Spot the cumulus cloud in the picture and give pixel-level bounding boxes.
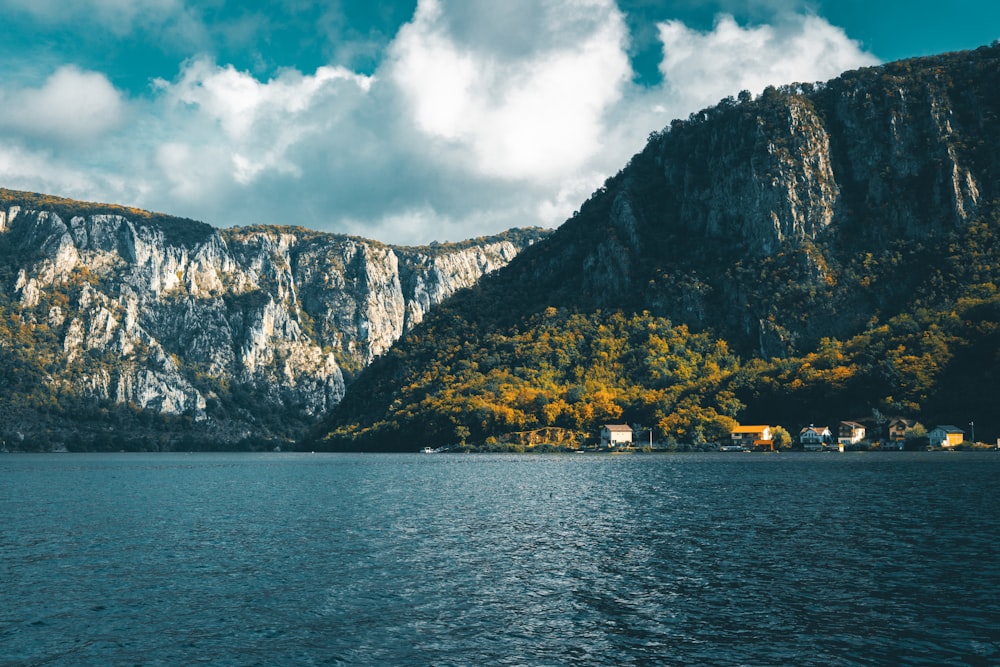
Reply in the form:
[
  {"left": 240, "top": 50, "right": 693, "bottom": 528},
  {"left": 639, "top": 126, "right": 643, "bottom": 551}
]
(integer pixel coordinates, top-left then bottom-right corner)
[
  {"left": 656, "top": 14, "right": 876, "bottom": 111},
  {"left": 0, "top": 66, "right": 126, "bottom": 145},
  {"left": 0, "top": 142, "right": 131, "bottom": 203},
  {"left": 144, "top": 59, "right": 376, "bottom": 211},
  {"left": 158, "top": 58, "right": 373, "bottom": 141},
  {"left": 387, "top": 0, "right": 631, "bottom": 181},
  {"left": 0, "top": 1, "right": 880, "bottom": 245}
]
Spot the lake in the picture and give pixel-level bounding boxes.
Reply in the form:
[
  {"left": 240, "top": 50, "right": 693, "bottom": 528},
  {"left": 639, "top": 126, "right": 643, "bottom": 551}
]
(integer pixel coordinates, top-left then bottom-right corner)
[{"left": 2, "top": 451, "right": 999, "bottom": 666}]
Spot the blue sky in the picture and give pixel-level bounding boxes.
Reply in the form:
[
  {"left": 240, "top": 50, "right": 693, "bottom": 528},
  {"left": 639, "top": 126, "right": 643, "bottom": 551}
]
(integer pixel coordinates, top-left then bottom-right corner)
[{"left": 0, "top": 0, "right": 996, "bottom": 244}]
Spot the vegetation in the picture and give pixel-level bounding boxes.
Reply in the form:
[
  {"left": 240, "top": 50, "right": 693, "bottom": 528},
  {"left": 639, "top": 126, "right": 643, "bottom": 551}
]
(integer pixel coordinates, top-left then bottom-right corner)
[
  {"left": 309, "top": 263, "right": 1000, "bottom": 452},
  {"left": 313, "top": 309, "right": 743, "bottom": 451},
  {"left": 220, "top": 224, "right": 551, "bottom": 256}
]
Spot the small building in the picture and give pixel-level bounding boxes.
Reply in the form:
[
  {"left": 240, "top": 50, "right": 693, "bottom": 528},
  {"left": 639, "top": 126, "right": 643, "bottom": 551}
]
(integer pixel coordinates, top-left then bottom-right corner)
[
  {"left": 600, "top": 424, "right": 633, "bottom": 448},
  {"left": 731, "top": 425, "right": 772, "bottom": 450},
  {"left": 838, "top": 421, "right": 866, "bottom": 446},
  {"left": 887, "top": 418, "right": 922, "bottom": 449},
  {"left": 752, "top": 439, "right": 775, "bottom": 452},
  {"left": 799, "top": 425, "right": 833, "bottom": 451},
  {"left": 927, "top": 425, "right": 964, "bottom": 448}
]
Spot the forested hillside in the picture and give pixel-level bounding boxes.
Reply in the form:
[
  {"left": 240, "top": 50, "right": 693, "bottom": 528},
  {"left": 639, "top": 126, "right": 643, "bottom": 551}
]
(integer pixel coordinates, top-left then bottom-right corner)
[{"left": 309, "top": 44, "right": 1000, "bottom": 451}]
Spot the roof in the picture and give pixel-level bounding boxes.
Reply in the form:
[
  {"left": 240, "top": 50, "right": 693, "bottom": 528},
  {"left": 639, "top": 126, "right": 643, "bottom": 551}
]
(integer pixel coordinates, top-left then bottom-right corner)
[
  {"left": 602, "top": 424, "right": 633, "bottom": 432},
  {"left": 931, "top": 425, "right": 965, "bottom": 433},
  {"left": 889, "top": 418, "right": 920, "bottom": 427},
  {"left": 799, "top": 425, "right": 830, "bottom": 434},
  {"left": 840, "top": 421, "right": 865, "bottom": 428},
  {"left": 732, "top": 425, "right": 769, "bottom": 434}
]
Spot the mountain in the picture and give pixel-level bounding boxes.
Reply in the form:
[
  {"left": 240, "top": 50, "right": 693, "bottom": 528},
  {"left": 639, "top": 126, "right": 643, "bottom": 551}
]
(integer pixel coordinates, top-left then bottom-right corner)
[
  {"left": 0, "top": 189, "right": 548, "bottom": 450},
  {"left": 311, "top": 44, "right": 1000, "bottom": 451}
]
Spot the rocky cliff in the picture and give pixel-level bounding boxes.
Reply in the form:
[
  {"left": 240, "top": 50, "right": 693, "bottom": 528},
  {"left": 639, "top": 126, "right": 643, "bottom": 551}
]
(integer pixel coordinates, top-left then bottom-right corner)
[
  {"left": 0, "top": 192, "right": 547, "bottom": 449},
  {"left": 472, "top": 44, "right": 1000, "bottom": 357}
]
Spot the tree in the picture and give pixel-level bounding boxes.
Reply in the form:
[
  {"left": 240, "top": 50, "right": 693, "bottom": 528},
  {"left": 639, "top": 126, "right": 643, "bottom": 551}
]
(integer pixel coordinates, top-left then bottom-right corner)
[
  {"left": 771, "top": 426, "right": 792, "bottom": 450},
  {"left": 704, "top": 414, "right": 738, "bottom": 444},
  {"left": 904, "top": 424, "right": 928, "bottom": 449}
]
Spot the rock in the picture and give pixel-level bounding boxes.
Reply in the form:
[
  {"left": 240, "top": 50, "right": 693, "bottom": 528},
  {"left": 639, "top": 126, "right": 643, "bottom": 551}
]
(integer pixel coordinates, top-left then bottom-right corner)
[{"left": 0, "top": 200, "right": 546, "bottom": 441}]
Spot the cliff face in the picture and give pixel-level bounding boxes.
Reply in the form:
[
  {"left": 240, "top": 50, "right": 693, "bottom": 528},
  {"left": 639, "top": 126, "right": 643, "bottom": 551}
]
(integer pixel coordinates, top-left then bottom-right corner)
[
  {"left": 0, "top": 196, "right": 546, "bottom": 446},
  {"left": 497, "top": 45, "right": 1000, "bottom": 357},
  {"left": 267, "top": 230, "right": 527, "bottom": 367},
  {"left": 652, "top": 52, "right": 991, "bottom": 354}
]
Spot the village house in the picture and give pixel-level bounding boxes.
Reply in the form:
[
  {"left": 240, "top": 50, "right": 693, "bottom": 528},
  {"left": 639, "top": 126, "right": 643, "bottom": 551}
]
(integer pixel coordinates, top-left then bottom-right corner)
[
  {"left": 730, "top": 425, "right": 773, "bottom": 451},
  {"left": 799, "top": 425, "right": 833, "bottom": 451},
  {"left": 600, "top": 424, "right": 633, "bottom": 448},
  {"left": 887, "top": 418, "right": 922, "bottom": 449},
  {"left": 927, "top": 425, "right": 965, "bottom": 448},
  {"left": 838, "top": 421, "right": 866, "bottom": 446}
]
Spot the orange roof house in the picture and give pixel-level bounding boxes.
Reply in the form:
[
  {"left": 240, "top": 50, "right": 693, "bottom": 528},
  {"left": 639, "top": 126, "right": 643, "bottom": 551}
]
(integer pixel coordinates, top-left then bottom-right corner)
[{"left": 731, "top": 425, "right": 772, "bottom": 450}]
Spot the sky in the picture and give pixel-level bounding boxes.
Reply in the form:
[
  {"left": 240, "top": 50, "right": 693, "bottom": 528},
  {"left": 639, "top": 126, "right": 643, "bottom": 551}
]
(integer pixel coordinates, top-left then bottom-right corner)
[{"left": 0, "top": 1, "right": 997, "bottom": 245}]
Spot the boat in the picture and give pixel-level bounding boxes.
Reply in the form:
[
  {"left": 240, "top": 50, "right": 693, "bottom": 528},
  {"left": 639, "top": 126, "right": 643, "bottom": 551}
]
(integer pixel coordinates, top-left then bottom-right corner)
[{"left": 421, "top": 447, "right": 435, "bottom": 454}]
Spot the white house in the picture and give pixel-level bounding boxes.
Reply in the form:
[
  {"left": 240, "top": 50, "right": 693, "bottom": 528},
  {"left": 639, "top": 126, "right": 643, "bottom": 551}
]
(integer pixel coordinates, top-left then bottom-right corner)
[
  {"left": 799, "top": 425, "right": 833, "bottom": 451},
  {"left": 600, "top": 424, "right": 633, "bottom": 448},
  {"left": 838, "top": 421, "right": 866, "bottom": 446}
]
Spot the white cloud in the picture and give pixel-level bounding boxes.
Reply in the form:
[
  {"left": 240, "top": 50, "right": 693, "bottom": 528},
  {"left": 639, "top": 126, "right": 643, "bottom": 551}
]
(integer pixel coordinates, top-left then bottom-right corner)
[
  {"left": 0, "top": 143, "right": 128, "bottom": 201},
  {"left": 0, "top": 66, "right": 126, "bottom": 145},
  {"left": 386, "top": 0, "right": 631, "bottom": 181},
  {"left": 0, "top": 2, "right": 880, "bottom": 246},
  {"left": 147, "top": 58, "right": 375, "bottom": 201},
  {"left": 656, "top": 14, "right": 876, "bottom": 112},
  {"left": 536, "top": 170, "right": 610, "bottom": 225},
  {"left": 159, "top": 58, "right": 373, "bottom": 140}
]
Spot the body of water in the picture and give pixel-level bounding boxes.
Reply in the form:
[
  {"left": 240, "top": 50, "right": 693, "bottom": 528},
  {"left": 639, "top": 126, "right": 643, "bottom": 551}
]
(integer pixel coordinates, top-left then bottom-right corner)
[{"left": 2, "top": 451, "right": 999, "bottom": 666}]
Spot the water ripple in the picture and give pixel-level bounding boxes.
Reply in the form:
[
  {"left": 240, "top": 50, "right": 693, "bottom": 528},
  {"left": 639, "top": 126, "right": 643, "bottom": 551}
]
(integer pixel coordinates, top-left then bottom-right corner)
[{"left": 2, "top": 452, "right": 1000, "bottom": 665}]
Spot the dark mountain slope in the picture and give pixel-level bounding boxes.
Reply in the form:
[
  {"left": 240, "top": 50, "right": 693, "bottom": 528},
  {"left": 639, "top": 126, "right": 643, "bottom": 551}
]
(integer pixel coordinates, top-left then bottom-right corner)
[{"left": 310, "top": 44, "right": 1000, "bottom": 450}]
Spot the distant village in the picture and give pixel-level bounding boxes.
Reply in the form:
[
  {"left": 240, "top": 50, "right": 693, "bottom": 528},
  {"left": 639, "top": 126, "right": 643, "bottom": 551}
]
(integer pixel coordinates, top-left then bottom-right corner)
[{"left": 599, "top": 418, "right": 993, "bottom": 452}]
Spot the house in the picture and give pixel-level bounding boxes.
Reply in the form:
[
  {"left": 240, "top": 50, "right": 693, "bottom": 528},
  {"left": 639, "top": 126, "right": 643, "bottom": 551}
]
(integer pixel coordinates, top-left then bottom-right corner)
[
  {"left": 600, "top": 424, "right": 633, "bottom": 448},
  {"left": 838, "top": 421, "right": 866, "bottom": 446},
  {"left": 887, "top": 419, "right": 922, "bottom": 449},
  {"left": 799, "top": 425, "right": 833, "bottom": 451},
  {"left": 927, "top": 425, "right": 964, "bottom": 448},
  {"left": 730, "top": 425, "right": 772, "bottom": 450}
]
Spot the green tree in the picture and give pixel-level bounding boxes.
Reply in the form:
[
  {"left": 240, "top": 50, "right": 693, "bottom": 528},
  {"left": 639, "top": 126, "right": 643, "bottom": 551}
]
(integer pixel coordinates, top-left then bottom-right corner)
[{"left": 771, "top": 426, "right": 792, "bottom": 450}]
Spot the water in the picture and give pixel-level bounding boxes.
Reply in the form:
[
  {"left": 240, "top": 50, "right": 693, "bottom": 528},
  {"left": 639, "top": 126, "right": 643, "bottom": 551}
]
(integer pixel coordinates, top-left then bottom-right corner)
[{"left": 2, "top": 452, "right": 999, "bottom": 666}]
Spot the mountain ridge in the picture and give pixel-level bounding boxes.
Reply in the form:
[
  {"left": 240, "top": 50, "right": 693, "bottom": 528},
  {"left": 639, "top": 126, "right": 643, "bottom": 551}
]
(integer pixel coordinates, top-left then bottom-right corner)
[
  {"left": 0, "top": 189, "right": 549, "bottom": 450},
  {"left": 311, "top": 43, "right": 1000, "bottom": 450}
]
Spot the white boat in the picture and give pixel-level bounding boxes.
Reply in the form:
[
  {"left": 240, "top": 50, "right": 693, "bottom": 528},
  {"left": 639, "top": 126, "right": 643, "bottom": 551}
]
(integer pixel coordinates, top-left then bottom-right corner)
[{"left": 421, "top": 447, "right": 435, "bottom": 454}]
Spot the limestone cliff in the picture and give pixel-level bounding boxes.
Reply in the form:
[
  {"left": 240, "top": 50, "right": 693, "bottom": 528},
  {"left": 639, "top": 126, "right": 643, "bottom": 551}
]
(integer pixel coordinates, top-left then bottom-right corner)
[{"left": 0, "top": 194, "right": 546, "bottom": 448}]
